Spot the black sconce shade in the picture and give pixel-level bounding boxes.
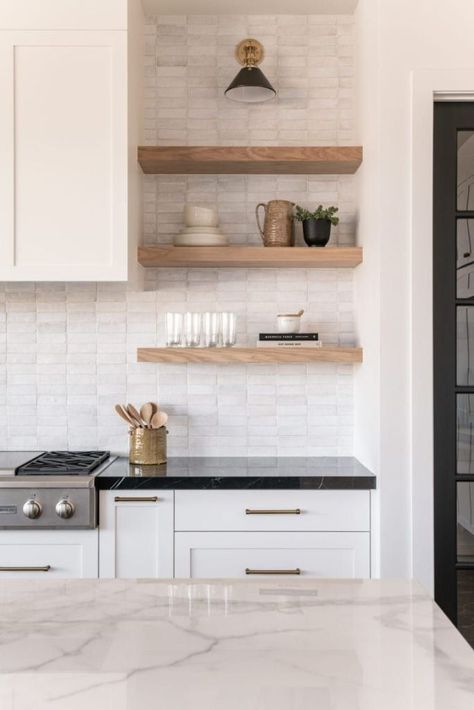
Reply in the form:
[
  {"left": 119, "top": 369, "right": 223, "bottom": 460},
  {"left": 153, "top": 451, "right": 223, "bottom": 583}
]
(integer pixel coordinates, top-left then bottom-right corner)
[{"left": 225, "top": 66, "right": 276, "bottom": 103}]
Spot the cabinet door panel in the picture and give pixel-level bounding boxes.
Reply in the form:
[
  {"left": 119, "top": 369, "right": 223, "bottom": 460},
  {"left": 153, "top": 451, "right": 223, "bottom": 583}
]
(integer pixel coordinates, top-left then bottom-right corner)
[
  {"left": 0, "top": 530, "right": 98, "bottom": 578},
  {"left": 0, "top": 31, "right": 127, "bottom": 281},
  {"left": 175, "top": 532, "right": 370, "bottom": 579},
  {"left": 0, "top": 1, "right": 127, "bottom": 31},
  {"left": 99, "top": 491, "right": 174, "bottom": 579}
]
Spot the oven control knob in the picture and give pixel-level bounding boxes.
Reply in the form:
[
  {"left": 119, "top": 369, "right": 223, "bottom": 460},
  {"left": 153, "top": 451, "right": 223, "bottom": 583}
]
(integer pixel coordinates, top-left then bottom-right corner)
[
  {"left": 23, "top": 499, "right": 42, "bottom": 519},
  {"left": 55, "top": 498, "right": 75, "bottom": 519}
]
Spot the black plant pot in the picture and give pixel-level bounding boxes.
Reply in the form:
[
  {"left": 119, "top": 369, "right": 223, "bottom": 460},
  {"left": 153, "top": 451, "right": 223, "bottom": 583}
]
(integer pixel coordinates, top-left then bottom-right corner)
[{"left": 302, "top": 218, "right": 331, "bottom": 247}]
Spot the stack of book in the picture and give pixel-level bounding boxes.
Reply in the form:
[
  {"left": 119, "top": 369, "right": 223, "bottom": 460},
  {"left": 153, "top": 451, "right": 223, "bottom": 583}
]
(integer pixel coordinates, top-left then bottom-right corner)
[{"left": 257, "top": 332, "right": 322, "bottom": 348}]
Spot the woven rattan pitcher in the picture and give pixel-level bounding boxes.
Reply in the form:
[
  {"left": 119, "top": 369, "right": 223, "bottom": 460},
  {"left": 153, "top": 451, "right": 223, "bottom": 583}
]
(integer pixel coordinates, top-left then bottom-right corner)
[{"left": 256, "top": 200, "right": 295, "bottom": 247}]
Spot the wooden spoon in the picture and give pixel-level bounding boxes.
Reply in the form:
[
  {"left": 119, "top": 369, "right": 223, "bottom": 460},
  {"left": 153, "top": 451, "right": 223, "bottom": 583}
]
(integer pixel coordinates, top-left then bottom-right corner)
[
  {"left": 115, "top": 404, "right": 136, "bottom": 428},
  {"left": 151, "top": 411, "right": 168, "bottom": 429},
  {"left": 140, "top": 402, "right": 155, "bottom": 429},
  {"left": 276, "top": 309, "right": 304, "bottom": 317},
  {"left": 127, "top": 403, "right": 145, "bottom": 428}
]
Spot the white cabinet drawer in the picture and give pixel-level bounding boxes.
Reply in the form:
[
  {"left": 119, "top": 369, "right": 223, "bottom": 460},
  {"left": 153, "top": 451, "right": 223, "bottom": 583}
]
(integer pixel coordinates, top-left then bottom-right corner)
[
  {"left": 175, "top": 490, "right": 370, "bottom": 532},
  {"left": 0, "top": 530, "right": 98, "bottom": 578},
  {"left": 175, "top": 532, "right": 370, "bottom": 579}
]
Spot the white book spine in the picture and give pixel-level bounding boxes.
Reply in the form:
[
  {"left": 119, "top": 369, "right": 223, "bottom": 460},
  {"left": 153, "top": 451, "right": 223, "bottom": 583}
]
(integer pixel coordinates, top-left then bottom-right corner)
[{"left": 256, "top": 341, "right": 323, "bottom": 348}]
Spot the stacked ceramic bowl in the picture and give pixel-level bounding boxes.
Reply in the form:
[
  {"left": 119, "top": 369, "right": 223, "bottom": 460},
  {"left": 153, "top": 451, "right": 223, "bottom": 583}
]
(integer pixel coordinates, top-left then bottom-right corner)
[{"left": 173, "top": 205, "right": 228, "bottom": 247}]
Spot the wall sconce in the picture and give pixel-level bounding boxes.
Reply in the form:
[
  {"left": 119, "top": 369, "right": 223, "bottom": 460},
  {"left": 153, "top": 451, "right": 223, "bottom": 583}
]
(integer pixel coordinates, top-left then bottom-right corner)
[{"left": 224, "top": 38, "right": 276, "bottom": 104}]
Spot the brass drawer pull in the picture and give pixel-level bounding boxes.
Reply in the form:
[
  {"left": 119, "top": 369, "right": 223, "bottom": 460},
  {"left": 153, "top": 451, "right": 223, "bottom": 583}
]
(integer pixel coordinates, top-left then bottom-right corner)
[
  {"left": 245, "top": 568, "right": 301, "bottom": 576},
  {"left": 0, "top": 565, "right": 51, "bottom": 572},
  {"left": 114, "top": 496, "right": 159, "bottom": 503},
  {"left": 245, "top": 508, "right": 301, "bottom": 515}
]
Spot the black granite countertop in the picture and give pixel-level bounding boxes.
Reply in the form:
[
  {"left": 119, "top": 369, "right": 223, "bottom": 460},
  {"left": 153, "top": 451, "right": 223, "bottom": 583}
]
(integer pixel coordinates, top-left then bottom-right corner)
[{"left": 96, "top": 456, "right": 376, "bottom": 490}]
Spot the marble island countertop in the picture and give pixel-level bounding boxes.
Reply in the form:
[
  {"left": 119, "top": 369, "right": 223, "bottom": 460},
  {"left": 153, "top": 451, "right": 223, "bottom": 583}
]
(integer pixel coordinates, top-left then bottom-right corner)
[
  {"left": 96, "top": 456, "right": 376, "bottom": 490},
  {"left": 0, "top": 578, "right": 472, "bottom": 709}
]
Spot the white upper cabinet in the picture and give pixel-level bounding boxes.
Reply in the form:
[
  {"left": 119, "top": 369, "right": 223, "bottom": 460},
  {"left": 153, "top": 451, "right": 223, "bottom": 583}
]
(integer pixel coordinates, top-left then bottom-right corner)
[
  {"left": 0, "top": 0, "right": 128, "bottom": 31},
  {"left": 0, "top": 1, "right": 143, "bottom": 282},
  {"left": 0, "top": 31, "right": 127, "bottom": 280}
]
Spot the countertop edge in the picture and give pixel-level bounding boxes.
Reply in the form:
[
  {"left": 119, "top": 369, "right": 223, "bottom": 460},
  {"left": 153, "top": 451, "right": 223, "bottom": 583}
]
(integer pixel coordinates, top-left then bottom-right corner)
[{"left": 95, "top": 475, "right": 376, "bottom": 491}]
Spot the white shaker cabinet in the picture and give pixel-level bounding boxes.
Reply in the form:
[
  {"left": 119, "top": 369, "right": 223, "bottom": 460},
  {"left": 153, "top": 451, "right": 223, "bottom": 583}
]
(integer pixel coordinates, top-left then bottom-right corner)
[
  {"left": 174, "top": 531, "right": 370, "bottom": 579},
  {"left": 0, "top": 0, "right": 128, "bottom": 30},
  {"left": 0, "top": 530, "right": 98, "bottom": 578},
  {"left": 99, "top": 491, "right": 174, "bottom": 579},
  {"left": 0, "top": 1, "right": 143, "bottom": 282},
  {"left": 98, "top": 488, "right": 371, "bottom": 580},
  {"left": 174, "top": 489, "right": 371, "bottom": 532},
  {"left": 174, "top": 490, "right": 371, "bottom": 579}
]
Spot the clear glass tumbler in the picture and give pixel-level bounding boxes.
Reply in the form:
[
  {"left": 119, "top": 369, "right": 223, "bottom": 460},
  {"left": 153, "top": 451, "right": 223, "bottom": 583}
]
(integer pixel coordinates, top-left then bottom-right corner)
[
  {"left": 203, "top": 312, "right": 220, "bottom": 347},
  {"left": 220, "top": 312, "right": 236, "bottom": 347},
  {"left": 184, "top": 312, "right": 202, "bottom": 347},
  {"left": 166, "top": 312, "right": 183, "bottom": 347}
]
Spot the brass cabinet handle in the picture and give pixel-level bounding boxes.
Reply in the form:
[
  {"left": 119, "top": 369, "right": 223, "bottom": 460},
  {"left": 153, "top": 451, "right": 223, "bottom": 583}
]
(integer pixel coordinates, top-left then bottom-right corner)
[
  {"left": 114, "top": 496, "right": 159, "bottom": 503},
  {"left": 245, "top": 568, "right": 301, "bottom": 576},
  {"left": 0, "top": 565, "right": 51, "bottom": 572},
  {"left": 245, "top": 508, "right": 301, "bottom": 515}
]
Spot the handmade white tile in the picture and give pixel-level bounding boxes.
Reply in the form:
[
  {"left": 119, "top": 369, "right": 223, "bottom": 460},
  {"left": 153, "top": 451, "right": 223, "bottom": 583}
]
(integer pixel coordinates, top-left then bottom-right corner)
[{"left": 0, "top": 14, "right": 356, "bottom": 456}]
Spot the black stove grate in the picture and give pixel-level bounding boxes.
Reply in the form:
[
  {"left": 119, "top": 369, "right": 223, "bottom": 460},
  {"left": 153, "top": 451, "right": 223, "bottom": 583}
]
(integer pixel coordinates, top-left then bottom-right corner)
[{"left": 15, "top": 451, "right": 110, "bottom": 476}]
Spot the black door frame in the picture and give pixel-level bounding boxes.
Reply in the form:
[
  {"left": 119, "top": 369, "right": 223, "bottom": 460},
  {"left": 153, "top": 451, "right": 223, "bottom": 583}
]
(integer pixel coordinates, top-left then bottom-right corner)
[{"left": 433, "top": 101, "right": 474, "bottom": 623}]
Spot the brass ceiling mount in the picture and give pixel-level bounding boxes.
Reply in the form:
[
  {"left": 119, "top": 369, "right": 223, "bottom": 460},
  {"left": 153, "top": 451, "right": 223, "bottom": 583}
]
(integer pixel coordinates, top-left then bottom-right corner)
[{"left": 235, "top": 38, "right": 264, "bottom": 68}]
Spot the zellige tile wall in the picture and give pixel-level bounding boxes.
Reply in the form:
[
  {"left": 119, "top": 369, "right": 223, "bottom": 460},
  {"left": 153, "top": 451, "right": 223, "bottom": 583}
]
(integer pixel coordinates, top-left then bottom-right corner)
[{"left": 0, "top": 14, "right": 356, "bottom": 457}]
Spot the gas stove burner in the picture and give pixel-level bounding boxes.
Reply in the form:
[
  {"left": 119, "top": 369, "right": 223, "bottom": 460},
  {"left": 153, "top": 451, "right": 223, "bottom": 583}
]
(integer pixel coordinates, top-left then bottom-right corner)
[{"left": 15, "top": 451, "right": 110, "bottom": 476}]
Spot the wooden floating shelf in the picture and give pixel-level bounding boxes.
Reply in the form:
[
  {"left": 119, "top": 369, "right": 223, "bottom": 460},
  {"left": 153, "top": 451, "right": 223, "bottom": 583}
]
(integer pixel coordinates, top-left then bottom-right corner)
[
  {"left": 138, "top": 245, "right": 363, "bottom": 269},
  {"left": 138, "top": 146, "right": 363, "bottom": 175},
  {"left": 137, "top": 346, "right": 363, "bottom": 365}
]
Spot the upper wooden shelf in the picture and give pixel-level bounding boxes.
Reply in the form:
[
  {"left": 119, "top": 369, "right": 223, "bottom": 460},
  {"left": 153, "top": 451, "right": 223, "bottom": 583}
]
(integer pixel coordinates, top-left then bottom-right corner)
[
  {"left": 137, "top": 346, "right": 363, "bottom": 365},
  {"left": 138, "top": 146, "right": 363, "bottom": 175},
  {"left": 138, "top": 245, "right": 362, "bottom": 269}
]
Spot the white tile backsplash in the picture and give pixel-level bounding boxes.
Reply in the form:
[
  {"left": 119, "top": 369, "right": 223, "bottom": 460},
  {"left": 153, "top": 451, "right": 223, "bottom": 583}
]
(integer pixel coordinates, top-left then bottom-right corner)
[{"left": 0, "top": 14, "right": 356, "bottom": 457}]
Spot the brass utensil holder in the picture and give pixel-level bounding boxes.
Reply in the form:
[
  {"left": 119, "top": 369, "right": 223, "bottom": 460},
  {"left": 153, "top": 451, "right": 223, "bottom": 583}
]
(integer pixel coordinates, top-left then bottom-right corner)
[{"left": 129, "top": 427, "right": 167, "bottom": 465}]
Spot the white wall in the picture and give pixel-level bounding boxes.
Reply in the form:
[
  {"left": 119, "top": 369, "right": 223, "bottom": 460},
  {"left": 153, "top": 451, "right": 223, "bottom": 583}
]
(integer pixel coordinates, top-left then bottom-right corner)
[
  {"left": 353, "top": 0, "right": 381, "bottom": 576},
  {"left": 355, "top": 0, "right": 474, "bottom": 588}
]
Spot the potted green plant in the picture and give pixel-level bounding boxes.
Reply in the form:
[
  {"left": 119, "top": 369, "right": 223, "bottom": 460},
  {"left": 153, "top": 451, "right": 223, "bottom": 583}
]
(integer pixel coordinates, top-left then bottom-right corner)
[{"left": 295, "top": 205, "right": 339, "bottom": 247}]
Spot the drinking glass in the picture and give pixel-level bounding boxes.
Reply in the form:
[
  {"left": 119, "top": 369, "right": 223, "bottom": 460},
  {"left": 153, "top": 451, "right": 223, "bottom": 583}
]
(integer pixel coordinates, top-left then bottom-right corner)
[
  {"left": 166, "top": 312, "right": 183, "bottom": 347},
  {"left": 184, "top": 312, "right": 202, "bottom": 347},
  {"left": 220, "top": 312, "right": 236, "bottom": 347},
  {"left": 203, "top": 312, "right": 220, "bottom": 347}
]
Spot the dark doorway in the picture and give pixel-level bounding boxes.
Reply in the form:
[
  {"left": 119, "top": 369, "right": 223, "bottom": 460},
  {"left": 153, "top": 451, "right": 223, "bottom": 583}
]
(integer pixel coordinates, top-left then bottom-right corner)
[{"left": 434, "top": 101, "right": 474, "bottom": 647}]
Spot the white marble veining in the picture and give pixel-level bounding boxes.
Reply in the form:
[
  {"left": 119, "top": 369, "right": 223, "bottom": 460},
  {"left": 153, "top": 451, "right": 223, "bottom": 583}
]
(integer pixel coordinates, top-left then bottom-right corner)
[{"left": 0, "top": 579, "right": 473, "bottom": 709}]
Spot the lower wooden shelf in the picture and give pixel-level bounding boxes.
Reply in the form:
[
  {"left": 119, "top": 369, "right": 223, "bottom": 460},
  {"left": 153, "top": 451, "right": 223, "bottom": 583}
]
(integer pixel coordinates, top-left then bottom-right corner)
[
  {"left": 137, "top": 346, "right": 363, "bottom": 364},
  {"left": 138, "top": 245, "right": 362, "bottom": 269}
]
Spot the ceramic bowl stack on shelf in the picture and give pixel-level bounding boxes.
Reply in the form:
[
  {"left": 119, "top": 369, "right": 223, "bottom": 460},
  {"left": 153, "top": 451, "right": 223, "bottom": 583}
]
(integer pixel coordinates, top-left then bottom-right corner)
[{"left": 173, "top": 205, "right": 228, "bottom": 247}]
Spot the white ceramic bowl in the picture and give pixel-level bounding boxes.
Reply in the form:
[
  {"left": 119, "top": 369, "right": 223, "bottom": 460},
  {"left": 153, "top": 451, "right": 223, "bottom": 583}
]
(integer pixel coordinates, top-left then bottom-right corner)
[
  {"left": 277, "top": 315, "right": 301, "bottom": 334},
  {"left": 174, "top": 232, "right": 228, "bottom": 246},
  {"left": 181, "top": 226, "right": 221, "bottom": 234},
  {"left": 184, "top": 204, "right": 219, "bottom": 228}
]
